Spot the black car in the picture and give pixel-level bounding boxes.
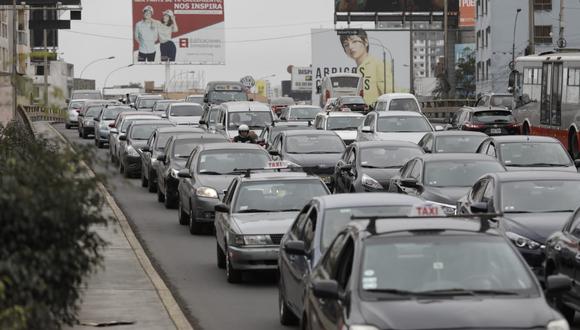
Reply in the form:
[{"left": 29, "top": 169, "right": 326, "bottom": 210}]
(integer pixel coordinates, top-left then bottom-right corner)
[
  {"left": 119, "top": 120, "right": 174, "bottom": 178},
  {"left": 176, "top": 143, "right": 272, "bottom": 234},
  {"left": 268, "top": 130, "right": 346, "bottom": 188},
  {"left": 78, "top": 104, "right": 104, "bottom": 139},
  {"left": 476, "top": 135, "right": 578, "bottom": 172},
  {"left": 458, "top": 171, "right": 580, "bottom": 281},
  {"left": 388, "top": 154, "right": 506, "bottom": 214},
  {"left": 257, "top": 122, "right": 312, "bottom": 148},
  {"left": 333, "top": 141, "right": 424, "bottom": 193},
  {"left": 334, "top": 96, "right": 368, "bottom": 112},
  {"left": 449, "top": 107, "right": 519, "bottom": 135},
  {"left": 418, "top": 131, "right": 488, "bottom": 153},
  {"left": 546, "top": 207, "right": 580, "bottom": 323},
  {"left": 140, "top": 126, "right": 205, "bottom": 192},
  {"left": 278, "top": 193, "right": 424, "bottom": 325},
  {"left": 156, "top": 133, "right": 227, "bottom": 209},
  {"left": 301, "top": 215, "right": 571, "bottom": 330}
]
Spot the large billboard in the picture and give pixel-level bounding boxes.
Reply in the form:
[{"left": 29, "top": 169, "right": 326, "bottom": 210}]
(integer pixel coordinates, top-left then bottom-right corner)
[
  {"left": 459, "top": 0, "right": 476, "bottom": 27},
  {"left": 132, "top": 0, "right": 225, "bottom": 65},
  {"left": 335, "top": 0, "right": 458, "bottom": 13},
  {"left": 291, "top": 67, "right": 313, "bottom": 92},
  {"left": 311, "top": 29, "right": 410, "bottom": 106}
]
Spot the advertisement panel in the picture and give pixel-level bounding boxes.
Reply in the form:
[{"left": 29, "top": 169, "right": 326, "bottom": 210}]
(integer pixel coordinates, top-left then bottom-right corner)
[
  {"left": 455, "top": 43, "right": 476, "bottom": 98},
  {"left": 311, "top": 29, "right": 410, "bottom": 106},
  {"left": 335, "top": 0, "right": 458, "bottom": 13},
  {"left": 291, "top": 67, "right": 313, "bottom": 92},
  {"left": 459, "top": 0, "right": 476, "bottom": 27},
  {"left": 132, "top": 0, "right": 225, "bottom": 65}
]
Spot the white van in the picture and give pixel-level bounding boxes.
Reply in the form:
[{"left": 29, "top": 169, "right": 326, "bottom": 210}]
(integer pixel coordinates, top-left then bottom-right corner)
[
  {"left": 214, "top": 101, "right": 275, "bottom": 139},
  {"left": 319, "top": 73, "right": 363, "bottom": 107},
  {"left": 374, "top": 93, "right": 422, "bottom": 113}
]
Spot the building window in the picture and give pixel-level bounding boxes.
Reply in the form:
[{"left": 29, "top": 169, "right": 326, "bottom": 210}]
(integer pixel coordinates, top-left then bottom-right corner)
[
  {"left": 534, "top": 0, "right": 552, "bottom": 10},
  {"left": 486, "top": 59, "right": 491, "bottom": 80},
  {"left": 476, "top": 0, "right": 480, "bottom": 16},
  {"left": 568, "top": 68, "right": 580, "bottom": 86},
  {"left": 486, "top": 27, "right": 491, "bottom": 48},
  {"left": 534, "top": 25, "right": 553, "bottom": 44}
]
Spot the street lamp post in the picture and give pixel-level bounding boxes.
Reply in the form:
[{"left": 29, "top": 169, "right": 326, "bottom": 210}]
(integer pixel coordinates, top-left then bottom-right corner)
[
  {"left": 80, "top": 56, "right": 115, "bottom": 79},
  {"left": 102, "top": 64, "right": 134, "bottom": 95},
  {"left": 512, "top": 8, "right": 522, "bottom": 68},
  {"left": 370, "top": 39, "right": 395, "bottom": 93}
]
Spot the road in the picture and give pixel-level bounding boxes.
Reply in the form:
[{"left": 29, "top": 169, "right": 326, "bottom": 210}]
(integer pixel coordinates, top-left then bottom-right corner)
[{"left": 55, "top": 123, "right": 288, "bottom": 330}]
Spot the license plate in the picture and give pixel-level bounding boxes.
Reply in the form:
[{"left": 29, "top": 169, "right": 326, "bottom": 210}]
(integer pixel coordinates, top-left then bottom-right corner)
[
  {"left": 320, "top": 176, "right": 332, "bottom": 184},
  {"left": 490, "top": 128, "right": 502, "bottom": 134}
]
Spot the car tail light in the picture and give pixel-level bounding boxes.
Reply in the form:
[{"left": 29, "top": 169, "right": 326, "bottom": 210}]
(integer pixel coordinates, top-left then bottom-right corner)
[
  {"left": 464, "top": 122, "right": 485, "bottom": 129},
  {"left": 325, "top": 90, "right": 330, "bottom": 100},
  {"left": 359, "top": 89, "right": 364, "bottom": 97},
  {"left": 363, "top": 104, "right": 369, "bottom": 111}
]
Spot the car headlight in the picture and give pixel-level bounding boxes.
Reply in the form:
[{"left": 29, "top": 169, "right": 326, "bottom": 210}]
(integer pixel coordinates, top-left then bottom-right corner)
[
  {"left": 506, "top": 232, "right": 543, "bottom": 250},
  {"left": 196, "top": 186, "right": 218, "bottom": 198},
  {"left": 170, "top": 169, "right": 180, "bottom": 179},
  {"left": 361, "top": 174, "right": 383, "bottom": 190},
  {"left": 547, "top": 319, "right": 569, "bottom": 330},
  {"left": 243, "top": 235, "right": 273, "bottom": 246},
  {"left": 127, "top": 145, "right": 139, "bottom": 157},
  {"left": 427, "top": 201, "right": 457, "bottom": 215}
]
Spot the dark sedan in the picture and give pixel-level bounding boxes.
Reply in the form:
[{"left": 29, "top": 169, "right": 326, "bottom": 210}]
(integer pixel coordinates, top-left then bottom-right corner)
[
  {"left": 476, "top": 135, "right": 578, "bottom": 172},
  {"left": 449, "top": 107, "right": 519, "bottom": 135},
  {"left": 388, "top": 154, "right": 506, "bottom": 214},
  {"left": 333, "top": 141, "right": 424, "bottom": 193},
  {"left": 268, "top": 130, "right": 346, "bottom": 188},
  {"left": 78, "top": 104, "right": 104, "bottom": 139},
  {"left": 335, "top": 95, "right": 368, "bottom": 112},
  {"left": 418, "top": 131, "right": 488, "bottom": 153},
  {"left": 458, "top": 171, "right": 580, "bottom": 282},
  {"left": 278, "top": 193, "right": 424, "bottom": 325},
  {"left": 257, "top": 122, "right": 312, "bottom": 148}
]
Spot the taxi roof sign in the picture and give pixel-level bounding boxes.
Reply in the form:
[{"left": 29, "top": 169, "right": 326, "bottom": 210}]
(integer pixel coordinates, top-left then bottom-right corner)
[{"left": 409, "top": 203, "right": 445, "bottom": 217}]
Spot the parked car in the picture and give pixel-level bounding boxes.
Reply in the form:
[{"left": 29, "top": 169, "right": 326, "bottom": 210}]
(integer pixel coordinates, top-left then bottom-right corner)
[
  {"left": 357, "top": 111, "right": 437, "bottom": 144},
  {"left": 374, "top": 93, "right": 422, "bottom": 112},
  {"left": 418, "top": 131, "right": 488, "bottom": 153},
  {"left": 449, "top": 107, "right": 519, "bottom": 135}
]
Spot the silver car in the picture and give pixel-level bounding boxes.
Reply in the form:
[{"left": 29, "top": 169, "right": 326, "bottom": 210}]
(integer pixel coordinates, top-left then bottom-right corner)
[{"left": 110, "top": 114, "right": 160, "bottom": 165}]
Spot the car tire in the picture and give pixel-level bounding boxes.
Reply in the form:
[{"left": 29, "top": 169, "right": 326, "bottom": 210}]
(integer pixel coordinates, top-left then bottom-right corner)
[
  {"left": 157, "top": 184, "right": 165, "bottom": 203},
  {"left": 82, "top": 129, "right": 88, "bottom": 139},
  {"left": 225, "top": 246, "right": 242, "bottom": 283},
  {"left": 97, "top": 141, "right": 104, "bottom": 148},
  {"left": 141, "top": 170, "right": 148, "bottom": 187},
  {"left": 78, "top": 129, "right": 82, "bottom": 137},
  {"left": 119, "top": 162, "right": 125, "bottom": 174},
  {"left": 148, "top": 173, "right": 157, "bottom": 193},
  {"left": 178, "top": 201, "right": 188, "bottom": 225},
  {"left": 123, "top": 165, "right": 131, "bottom": 178},
  {"left": 189, "top": 210, "right": 203, "bottom": 235},
  {"left": 65, "top": 123, "right": 71, "bottom": 129},
  {"left": 164, "top": 185, "right": 176, "bottom": 209},
  {"left": 556, "top": 300, "right": 576, "bottom": 324},
  {"left": 279, "top": 285, "right": 299, "bottom": 325},
  {"left": 216, "top": 241, "right": 226, "bottom": 269}
]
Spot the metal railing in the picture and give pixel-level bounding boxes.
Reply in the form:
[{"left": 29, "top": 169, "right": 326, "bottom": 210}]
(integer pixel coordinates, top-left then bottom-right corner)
[
  {"left": 22, "top": 105, "right": 66, "bottom": 123},
  {"left": 15, "top": 105, "right": 35, "bottom": 137},
  {"left": 420, "top": 99, "right": 476, "bottom": 108}
]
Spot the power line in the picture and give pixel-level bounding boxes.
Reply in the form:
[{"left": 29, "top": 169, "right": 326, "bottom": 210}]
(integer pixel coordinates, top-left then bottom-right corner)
[{"left": 75, "top": 19, "right": 333, "bottom": 30}]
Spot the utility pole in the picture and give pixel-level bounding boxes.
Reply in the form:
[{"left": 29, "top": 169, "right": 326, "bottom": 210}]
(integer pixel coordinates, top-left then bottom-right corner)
[
  {"left": 11, "top": 0, "right": 17, "bottom": 117},
  {"left": 409, "top": 14, "right": 414, "bottom": 94},
  {"left": 42, "top": 7, "right": 48, "bottom": 105},
  {"left": 528, "top": 0, "right": 535, "bottom": 54},
  {"left": 443, "top": 0, "right": 448, "bottom": 98},
  {"left": 558, "top": 0, "right": 565, "bottom": 47}
]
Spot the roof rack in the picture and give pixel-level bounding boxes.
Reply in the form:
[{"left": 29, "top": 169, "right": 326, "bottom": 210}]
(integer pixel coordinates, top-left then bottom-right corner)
[
  {"left": 232, "top": 165, "right": 303, "bottom": 178},
  {"left": 350, "top": 213, "right": 502, "bottom": 235}
]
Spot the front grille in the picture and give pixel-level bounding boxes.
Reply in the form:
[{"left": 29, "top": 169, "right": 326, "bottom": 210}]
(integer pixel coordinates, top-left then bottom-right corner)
[{"left": 270, "top": 234, "right": 284, "bottom": 245}]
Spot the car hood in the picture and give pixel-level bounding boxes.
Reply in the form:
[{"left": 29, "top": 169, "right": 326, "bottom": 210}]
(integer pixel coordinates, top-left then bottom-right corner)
[
  {"left": 284, "top": 153, "right": 342, "bottom": 174},
  {"left": 362, "top": 168, "right": 401, "bottom": 186},
  {"left": 360, "top": 297, "right": 555, "bottom": 330},
  {"left": 231, "top": 212, "right": 298, "bottom": 235},
  {"left": 506, "top": 165, "right": 578, "bottom": 173},
  {"left": 372, "top": 132, "right": 427, "bottom": 144},
  {"left": 170, "top": 116, "right": 201, "bottom": 125},
  {"left": 334, "top": 130, "right": 358, "bottom": 141},
  {"left": 502, "top": 212, "right": 573, "bottom": 243},
  {"left": 423, "top": 186, "right": 470, "bottom": 205},
  {"left": 197, "top": 174, "right": 239, "bottom": 195}
]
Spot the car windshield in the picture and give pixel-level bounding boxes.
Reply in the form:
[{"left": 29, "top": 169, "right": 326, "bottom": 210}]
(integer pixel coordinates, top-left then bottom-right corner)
[
  {"left": 377, "top": 116, "right": 432, "bottom": 133},
  {"left": 361, "top": 147, "right": 423, "bottom": 168},
  {"left": 472, "top": 110, "right": 513, "bottom": 123},
  {"left": 208, "top": 91, "right": 247, "bottom": 103},
  {"left": 233, "top": 180, "right": 328, "bottom": 213},
  {"left": 227, "top": 111, "right": 273, "bottom": 130},
  {"left": 327, "top": 116, "right": 364, "bottom": 130},
  {"left": 500, "top": 142, "right": 572, "bottom": 167},
  {"left": 197, "top": 150, "right": 270, "bottom": 175},
  {"left": 341, "top": 96, "right": 364, "bottom": 104},
  {"left": 321, "top": 205, "right": 413, "bottom": 250},
  {"left": 286, "top": 135, "right": 345, "bottom": 154},
  {"left": 424, "top": 160, "right": 505, "bottom": 187},
  {"left": 389, "top": 99, "right": 420, "bottom": 112},
  {"left": 103, "top": 107, "right": 131, "bottom": 120},
  {"left": 360, "top": 236, "right": 535, "bottom": 297},
  {"left": 153, "top": 101, "right": 175, "bottom": 112},
  {"left": 130, "top": 124, "right": 173, "bottom": 140},
  {"left": 435, "top": 135, "right": 487, "bottom": 153},
  {"left": 170, "top": 104, "right": 204, "bottom": 117},
  {"left": 85, "top": 106, "right": 102, "bottom": 117},
  {"left": 73, "top": 92, "right": 101, "bottom": 100},
  {"left": 288, "top": 107, "right": 321, "bottom": 120},
  {"left": 490, "top": 96, "right": 513, "bottom": 109},
  {"left": 186, "top": 96, "right": 204, "bottom": 103},
  {"left": 139, "top": 99, "right": 161, "bottom": 108},
  {"left": 501, "top": 180, "right": 580, "bottom": 213}
]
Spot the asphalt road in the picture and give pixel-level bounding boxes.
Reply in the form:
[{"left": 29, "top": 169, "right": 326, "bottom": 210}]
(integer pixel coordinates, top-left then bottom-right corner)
[{"left": 55, "top": 123, "right": 289, "bottom": 330}]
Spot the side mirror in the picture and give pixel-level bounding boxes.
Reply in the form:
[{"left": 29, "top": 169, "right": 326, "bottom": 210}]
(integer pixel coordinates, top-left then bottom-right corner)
[
  {"left": 400, "top": 178, "right": 420, "bottom": 189},
  {"left": 423, "top": 146, "right": 432, "bottom": 154},
  {"left": 177, "top": 169, "right": 191, "bottom": 178},
  {"left": 546, "top": 274, "right": 572, "bottom": 295},
  {"left": 141, "top": 146, "right": 150, "bottom": 153},
  {"left": 361, "top": 126, "right": 373, "bottom": 133},
  {"left": 199, "top": 119, "right": 206, "bottom": 125},
  {"left": 269, "top": 150, "right": 280, "bottom": 156},
  {"left": 340, "top": 164, "right": 353, "bottom": 172},
  {"left": 470, "top": 202, "right": 489, "bottom": 214},
  {"left": 157, "top": 155, "right": 167, "bottom": 162},
  {"left": 214, "top": 204, "right": 230, "bottom": 213},
  {"left": 312, "top": 280, "right": 340, "bottom": 300},
  {"left": 119, "top": 135, "right": 127, "bottom": 141},
  {"left": 284, "top": 240, "right": 307, "bottom": 256}
]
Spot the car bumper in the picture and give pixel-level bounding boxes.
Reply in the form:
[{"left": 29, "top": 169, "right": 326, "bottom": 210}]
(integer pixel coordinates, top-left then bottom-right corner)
[
  {"left": 228, "top": 245, "right": 279, "bottom": 270},
  {"left": 97, "top": 129, "right": 110, "bottom": 142},
  {"left": 125, "top": 155, "right": 142, "bottom": 174},
  {"left": 192, "top": 196, "right": 220, "bottom": 222},
  {"left": 82, "top": 126, "right": 95, "bottom": 134}
]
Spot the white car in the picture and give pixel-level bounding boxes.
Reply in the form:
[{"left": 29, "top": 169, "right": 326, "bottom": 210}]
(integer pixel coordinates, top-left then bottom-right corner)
[
  {"left": 374, "top": 93, "right": 422, "bottom": 113},
  {"left": 357, "top": 111, "right": 439, "bottom": 144},
  {"left": 65, "top": 99, "right": 88, "bottom": 129},
  {"left": 313, "top": 111, "right": 365, "bottom": 145},
  {"left": 165, "top": 102, "right": 204, "bottom": 126},
  {"left": 214, "top": 101, "right": 275, "bottom": 139}
]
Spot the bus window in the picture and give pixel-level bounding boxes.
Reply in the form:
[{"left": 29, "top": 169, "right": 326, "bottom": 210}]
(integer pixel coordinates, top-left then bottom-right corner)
[{"left": 551, "top": 63, "right": 563, "bottom": 126}]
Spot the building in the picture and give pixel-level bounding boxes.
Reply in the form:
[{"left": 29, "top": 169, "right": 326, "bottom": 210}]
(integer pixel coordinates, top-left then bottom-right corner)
[
  {"left": 31, "top": 60, "right": 74, "bottom": 107},
  {"left": 476, "top": 0, "right": 580, "bottom": 94}
]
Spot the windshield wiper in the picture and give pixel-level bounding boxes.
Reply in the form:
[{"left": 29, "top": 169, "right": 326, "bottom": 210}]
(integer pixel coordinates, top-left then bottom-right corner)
[
  {"left": 237, "top": 209, "right": 275, "bottom": 213},
  {"left": 508, "top": 163, "right": 569, "bottom": 167},
  {"left": 330, "top": 127, "right": 358, "bottom": 130},
  {"left": 297, "top": 151, "right": 340, "bottom": 154},
  {"left": 365, "top": 288, "right": 415, "bottom": 295},
  {"left": 361, "top": 165, "right": 400, "bottom": 169},
  {"left": 470, "top": 289, "right": 519, "bottom": 295},
  {"left": 177, "top": 156, "right": 190, "bottom": 159},
  {"left": 276, "top": 208, "right": 301, "bottom": 212},
  {"left": 198, "top": 171, "right": 223, "bottom": 175},
  {"left": 413, "top": 288, "right": 476, "bottom": 296}
]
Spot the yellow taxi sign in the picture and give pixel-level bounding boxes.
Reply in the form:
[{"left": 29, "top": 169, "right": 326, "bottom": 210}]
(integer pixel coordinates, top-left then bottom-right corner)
[{"left": 409, "top": 203, "right": 445, "bottom": 217}]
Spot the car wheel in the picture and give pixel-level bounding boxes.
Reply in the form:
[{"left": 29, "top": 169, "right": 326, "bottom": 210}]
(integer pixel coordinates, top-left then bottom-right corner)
[
  {"left": 65, "top": 123, "right": 71, "bottom": 129},
  {"left": 97, "top": 141, "right": 104, "bottom": 148},
  {"left": 225, "top": 246, "right": 242, "bottom": 283},
  {"left": 157, "top": 184, "right": 165, "bottom": 203},
  {"left": 178, "top": 200, "right": 188, "bottom": 225},
  {"left": 78, "top": 129, "right": 82, "bottom": 137},
  {"left": 556, "top": 300, "right": 576, "bottom": 324},
  {"left": 141, "top": 170, "right": 148, "bottom": 187},
  {"left": 82, "top": 129, "right": 88, "bottom": 139},
  {"left": 148, "top": 173, "right": 157, "bottom": 193},
  {"left": 216, "top": 241, "right": 226, "bottom": 269},
  {"left": 279, "top": 284, "right": 299, "bottom": 325},
  {"left": 300, "top": 313, "right": 311, "bottom": 330},
  {"left": 164, "top": 185, "right": 176, "bottom": 209},
  {"left": 189, "top": 205, "right": 203, "bottom": 235},
  {"left": 119, "top": 162, "right": 125, "bottom": 174},
  {"left": 571, "top": 133, "right": 580, "bottom": 160}
]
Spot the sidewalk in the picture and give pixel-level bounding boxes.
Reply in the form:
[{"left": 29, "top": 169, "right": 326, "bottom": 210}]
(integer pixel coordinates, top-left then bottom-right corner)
[{"left": 34, "top": 122, "right": 191, "bottom": 330}]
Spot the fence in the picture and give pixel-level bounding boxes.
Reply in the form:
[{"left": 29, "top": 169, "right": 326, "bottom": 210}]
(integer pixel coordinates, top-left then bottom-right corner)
[{"left": 22, "top": 105, "right": 66, "bottom": 123}]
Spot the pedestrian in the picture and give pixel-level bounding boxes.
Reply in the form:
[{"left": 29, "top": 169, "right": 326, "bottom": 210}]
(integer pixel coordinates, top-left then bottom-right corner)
[
  {"left": 158, "top": 10, "right": 179, "bottom": 62},
  {"left": 134, "top": 5, "right": 159, "bottom": 62}
]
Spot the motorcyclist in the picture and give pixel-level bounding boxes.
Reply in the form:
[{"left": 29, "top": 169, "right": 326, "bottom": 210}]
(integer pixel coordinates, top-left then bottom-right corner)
[{"left": 233, "top": 124, "right": 257, "bottom": 143}]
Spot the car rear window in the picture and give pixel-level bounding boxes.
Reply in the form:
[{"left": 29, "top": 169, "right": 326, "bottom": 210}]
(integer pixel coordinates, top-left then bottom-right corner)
[
  {"left": 389, "top": 99, "right": 420, "bottom": 112},
  {"left": 473, "top": 111, "right": 513, "bottom": 123},
  {"left": 170, "top": 105, "right": 204, "bottom": 116}
]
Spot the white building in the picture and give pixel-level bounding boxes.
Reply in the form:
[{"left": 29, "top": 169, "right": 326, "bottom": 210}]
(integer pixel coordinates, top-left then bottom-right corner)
[{"left": 31, "top": 60, "right": 74, "bottom": 107}]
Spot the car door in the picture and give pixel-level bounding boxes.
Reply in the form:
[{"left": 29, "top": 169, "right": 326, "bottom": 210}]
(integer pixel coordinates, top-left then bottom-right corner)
[
  {"left": 459, "top": 178, "right": 487, "bottom": 214},
  {"left": 336, "top": 146, "right": 355, "bottom": 192},
  {"left": 334, "top": 146, "right": 350, "bottom": 192},
  {"left": 217, "top": 179, "right": 239, "bottom": 251},
  {"left": 142, "top": 132, "right": 155, "bottom": 175},
  {"left": 157, "top": 138, "right": 173, "bottom": 193}
]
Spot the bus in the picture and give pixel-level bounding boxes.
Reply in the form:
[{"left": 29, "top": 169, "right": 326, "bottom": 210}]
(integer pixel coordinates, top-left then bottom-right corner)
[
  {"left": 511, "top": 49, "right": 580, "bottom": 159},
  {"left": 319, "top": 73, "right": 363, "bottom": 107}
]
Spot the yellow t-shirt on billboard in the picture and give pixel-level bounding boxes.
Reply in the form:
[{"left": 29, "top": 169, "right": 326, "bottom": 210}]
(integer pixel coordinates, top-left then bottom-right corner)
[{"left": 358, "top": 56, "right": 392, "bottom": 105}]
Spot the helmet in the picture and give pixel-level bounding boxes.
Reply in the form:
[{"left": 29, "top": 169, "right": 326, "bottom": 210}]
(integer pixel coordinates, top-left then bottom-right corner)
[{"left": 238, "top": 124, "right": 249, "bottom": 132}]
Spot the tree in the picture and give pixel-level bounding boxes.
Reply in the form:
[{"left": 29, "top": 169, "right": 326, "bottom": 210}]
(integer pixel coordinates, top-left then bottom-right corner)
[
  {"left": 455, "top": 46, "right": 476, "bottom": 99},
  {"left": 0, "top": 122, "right": 109, "bottom": 329}
]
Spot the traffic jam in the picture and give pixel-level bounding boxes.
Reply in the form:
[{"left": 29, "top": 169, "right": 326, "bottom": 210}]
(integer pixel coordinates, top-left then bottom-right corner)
[{"left": 62, "top": 51, "right": 580, "bottom": 330}]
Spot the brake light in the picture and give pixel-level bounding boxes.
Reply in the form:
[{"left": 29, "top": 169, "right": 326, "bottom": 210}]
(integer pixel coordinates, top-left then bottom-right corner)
[
  {"left": 359, "top": 89, "right": 364, "bottom": 97},
  {"left": 325, "top": 90, "right": 330, "bottom": 100},
  {"left": 75, "top": 109, "right": 80, "bottom": 113},
  {"left": 464, "top": 122, "right": 485, "bottom": 129}
]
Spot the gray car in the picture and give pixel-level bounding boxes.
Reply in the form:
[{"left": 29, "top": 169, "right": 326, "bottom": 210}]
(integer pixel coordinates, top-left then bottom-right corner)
[
  {"left": 93, "top": 105, "right": 133, "bottom": 148},
  {"left": 111, "top": 114, "right": 161, "bottom": 166},
  {"left": 213, "top": 171, "right": 330, "bottom": 283}
]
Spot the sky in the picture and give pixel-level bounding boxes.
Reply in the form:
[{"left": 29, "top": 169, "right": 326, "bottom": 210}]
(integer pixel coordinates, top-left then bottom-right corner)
[{"left": 59, "top": 0, "right": 336, "bottom": 90}]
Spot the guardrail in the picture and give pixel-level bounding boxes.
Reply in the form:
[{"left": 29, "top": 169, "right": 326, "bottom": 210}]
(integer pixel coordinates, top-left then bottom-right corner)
[
  {"left": 22, "top": 105, "right": 66, "bottom": 123},
  {"left": 420, "top": 99, "right": 476, "bottom": 124},
  {"left": 15, "top": 105, "right": 35, "bottom": 137}
]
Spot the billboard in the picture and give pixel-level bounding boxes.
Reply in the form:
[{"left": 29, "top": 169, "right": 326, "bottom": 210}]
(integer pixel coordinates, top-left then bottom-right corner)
[
  {"left": 291, "top": 67, "right": 313, "bottom": 92},
  {"left": 311, "top": 29, "right": 410, "bottom": 106},
  {"left": 132, "top": 0, "right": 225, "bottom": 65},
  {"left": 455, "top": 43, "right": 476, "bottom": 98},
  {"left": 335, "top": 0, "right": 458, "bottom": 13},
  {"left": 459, "top": 0, "right": 476, "bottom": 27}
]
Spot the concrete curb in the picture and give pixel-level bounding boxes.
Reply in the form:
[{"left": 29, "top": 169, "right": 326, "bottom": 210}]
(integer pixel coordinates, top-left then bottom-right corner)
[{"left": 42, "top": 123, "right": 193, "bottom": 330}]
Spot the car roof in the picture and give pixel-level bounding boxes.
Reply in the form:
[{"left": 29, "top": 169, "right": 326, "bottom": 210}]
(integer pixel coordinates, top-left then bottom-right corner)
[
  {"left": 170, "top": 102, "right": 202, "bottom": 107},
  {"left": 282, "top": 130, "right": 340, "bottom": 137},
  {"left": 222, "top": 101, "right": 271, "bottom": 112},
  {"left": 315, "top": 193, "right": 423, "bottom": 209},
  {"left": 199, "top": 142, "right": 266, "bottom": 151},
  {"left": 288, "top": 105, "right": 321, "bottom": 110},
  {"left": 138, "top": 95, "right": 163, "bottom": 99},
  {"left": 485, "top": 135, "right": 560, "bottom": 143},
  {"left": 155, "top": 126, "right": 205, "bottom": 134},
  {"left": 418, "top": 153, "right": 499, "bottom": 162},
  {"left": 491, "top": 171, "right": 580, "bottom": 182},
  {"left": 349, "top": 218, "right": 502, "bottom": 238},
  {"left": 377, "top": 93, "right": 418, "bottom": 101},
  {"left": 432, "top": 131, "right": 488, "bottom": 137},
  {"left": 376, "top": 111, "right": 424, "bottom": 117},
  {"left": 117, "top": 111, "right": 146, "bottom": 117},
  {"left": 318, "top": 111, "right": 364, "bottom": 117},
  {"left": 128, "top": 120, "right": 172, "bottom": 127},
  {"left": 121, "top": 114, "right": 160, "bottom": 120},
  {"left": 171, "top": 133, "right": 226, "bottom": 141},
  {"left": 352, "top": 140, "right": 423, "bottom": 149}
]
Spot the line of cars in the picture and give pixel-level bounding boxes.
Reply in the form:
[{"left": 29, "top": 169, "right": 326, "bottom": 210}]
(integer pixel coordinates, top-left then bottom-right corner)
[{"left": 64, "top": 87, "right": 580, "bottom": 329}]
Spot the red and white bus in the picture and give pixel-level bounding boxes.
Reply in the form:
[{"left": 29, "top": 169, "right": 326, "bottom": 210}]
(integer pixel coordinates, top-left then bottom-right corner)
[{"left": 511, "top": 49, "right": 580, "bottom": 158}]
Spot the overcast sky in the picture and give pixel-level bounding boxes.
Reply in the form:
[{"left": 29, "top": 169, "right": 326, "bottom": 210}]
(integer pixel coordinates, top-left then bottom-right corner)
[{"left": 59, "top": 0, "right": 336, "bottom": 89}]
